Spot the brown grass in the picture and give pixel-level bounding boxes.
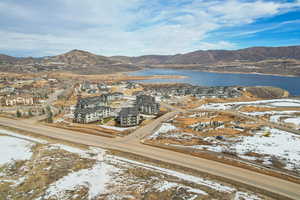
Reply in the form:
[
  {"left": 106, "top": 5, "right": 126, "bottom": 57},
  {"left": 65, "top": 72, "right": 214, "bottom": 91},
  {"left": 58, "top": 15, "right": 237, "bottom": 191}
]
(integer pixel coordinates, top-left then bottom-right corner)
[{"left": 240, "top": 106, "right": 300, "bottom": 112}]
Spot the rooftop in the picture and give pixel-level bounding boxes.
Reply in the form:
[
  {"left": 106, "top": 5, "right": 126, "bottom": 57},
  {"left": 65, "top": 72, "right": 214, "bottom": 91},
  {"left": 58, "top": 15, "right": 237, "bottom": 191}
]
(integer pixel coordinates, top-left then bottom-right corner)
[{"left": 119, "top": 107, "right": 139, "bottom": 117}]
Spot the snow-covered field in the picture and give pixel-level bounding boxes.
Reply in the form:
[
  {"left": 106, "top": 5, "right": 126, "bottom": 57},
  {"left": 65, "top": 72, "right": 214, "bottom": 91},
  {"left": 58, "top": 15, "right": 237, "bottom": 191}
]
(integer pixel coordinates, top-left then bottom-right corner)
[
  {"left": 0, "top": 128, "right": 265, "bottom": 200},
  {"left": 0, "top": 136, "right": 33, "bottom": 165},
  {"left": 270, "top": 115, "right": 300, "bottom": 127},
  {"left": 41, "top": 162, "right": 117, "bottom": 200},
  {"left": 176, "top": 128, "right": 300, "bottom": 172},
  {"left": 200, "top": 99, "right": 300, "bottom": 110},
  {"left": 284, "top": 117, "right": 300, "bottom": 126},
  {"left": 200, "top": 99, "right": 300, "bottom": 128}
]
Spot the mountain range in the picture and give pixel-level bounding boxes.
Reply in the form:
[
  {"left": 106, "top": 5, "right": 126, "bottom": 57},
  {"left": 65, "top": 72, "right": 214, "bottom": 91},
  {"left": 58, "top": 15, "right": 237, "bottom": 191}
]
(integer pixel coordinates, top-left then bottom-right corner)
[{"left": 0, "top": 45, "right": 300, "bottom": 76}]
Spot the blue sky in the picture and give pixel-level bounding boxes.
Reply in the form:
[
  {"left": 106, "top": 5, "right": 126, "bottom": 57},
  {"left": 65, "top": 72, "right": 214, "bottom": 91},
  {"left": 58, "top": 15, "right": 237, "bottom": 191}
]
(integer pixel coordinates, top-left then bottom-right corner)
[{"left": 0, "top": 0, "right": 300, "bottom": 57}]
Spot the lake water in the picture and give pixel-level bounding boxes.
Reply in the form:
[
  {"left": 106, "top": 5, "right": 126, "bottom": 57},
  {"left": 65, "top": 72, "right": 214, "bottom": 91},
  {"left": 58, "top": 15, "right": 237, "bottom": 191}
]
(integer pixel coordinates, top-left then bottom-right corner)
[{"left": 128, "top": 69, "right": 300, "bottom": 96}]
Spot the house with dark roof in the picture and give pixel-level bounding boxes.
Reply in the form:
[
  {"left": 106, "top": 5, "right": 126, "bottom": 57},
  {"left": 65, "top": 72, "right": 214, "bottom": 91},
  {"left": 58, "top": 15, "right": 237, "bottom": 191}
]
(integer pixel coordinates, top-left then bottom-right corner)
[{"left": 118, "top": 107, "right": 140, "bottom": 127}]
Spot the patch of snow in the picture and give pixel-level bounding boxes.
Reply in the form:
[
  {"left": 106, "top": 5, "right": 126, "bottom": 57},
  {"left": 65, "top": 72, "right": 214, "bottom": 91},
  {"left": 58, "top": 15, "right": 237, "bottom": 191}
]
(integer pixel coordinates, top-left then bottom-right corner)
[
  {"left": 242, "top": 110, "right": 300, "bottom": 116},
  {"left": 270, "top": 115, "right": 285, "bottom": 123},
  {"left": 43, "top": 162, "right": 118, "bottom": 200},
  {"left": 54, "top": 118, "right": 65, "bottom": 123},
  {"left": 269, "top": 102, "right": 300, "bottom": 107},
  {"left": 50, "top": 144, "right": 106, "bottom": 161},
  {"left": 98, "top": 125, "right": 137, "bottom": 131},
  {"left": 107, "top": 155, "right": 235, "bottom": 193},
  {"left": 0, "top": 135, "right": 34, "bottom": 165},
  {"left": 233, "top": 128, "right": 300, "bottom": 170},
  {"left": 187, "top": 188, "right": 208, "bottom": 195},
  {"left": 284, "top": 117, "right": 300, "bottom": 126},
  {"left": 184, "top": 145, "right": 224, "bottom": 153},
  {"left": 0, "top": 129, "right": 48, "bottom": 144},
  {"left": 200, "top": 99, "right": 300, "bottom": 110},
  {"left": 234, "top": 191, "right": 261, "bottom": 200},
  {"left": 154, "top": 181, "right": 178, "bottom": 192},
  {"left": 173, "top": 128, "right": 300, "bottom": 171},
  {"left": 238, "top": 155, "right": 257, "bottom": 161},
  {"left": 149, "top": 123, "right": 177, "bottom": 139}
]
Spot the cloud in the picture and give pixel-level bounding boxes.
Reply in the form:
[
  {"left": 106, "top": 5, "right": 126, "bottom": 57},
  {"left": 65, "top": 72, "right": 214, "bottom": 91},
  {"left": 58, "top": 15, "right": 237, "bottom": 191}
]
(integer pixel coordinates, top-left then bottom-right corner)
[
  {"left": 230, "top": 19, "right": 300, "bottom": 37},
  {"left": 0, "top": 0, "right": 300, "bottom": 56}
]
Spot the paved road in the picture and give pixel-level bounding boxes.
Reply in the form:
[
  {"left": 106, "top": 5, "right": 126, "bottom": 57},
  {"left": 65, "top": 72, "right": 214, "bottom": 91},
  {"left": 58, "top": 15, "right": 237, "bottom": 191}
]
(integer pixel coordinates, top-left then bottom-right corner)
[
  {"left": 119, "top": 111, "right": 179, "bottom": 143},
  {"left": 0, "top": 116, "right": 300, "bottom": 199}
]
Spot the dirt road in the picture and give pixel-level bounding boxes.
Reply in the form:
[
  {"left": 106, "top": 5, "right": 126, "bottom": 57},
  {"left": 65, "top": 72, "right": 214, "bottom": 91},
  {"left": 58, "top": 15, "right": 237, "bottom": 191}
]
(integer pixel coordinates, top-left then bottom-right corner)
[{"left": 0, "top": 116, "right": 300, "bottom": 199}]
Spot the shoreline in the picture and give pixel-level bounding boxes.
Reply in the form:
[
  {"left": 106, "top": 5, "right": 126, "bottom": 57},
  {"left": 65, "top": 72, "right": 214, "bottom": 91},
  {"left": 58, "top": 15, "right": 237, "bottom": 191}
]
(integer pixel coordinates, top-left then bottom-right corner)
[
  {"left": 199, "top": 70, "right": 298, "bottom": 78},
  {"left": 127, "top": 67, "right": 299, "bottom": 78}
]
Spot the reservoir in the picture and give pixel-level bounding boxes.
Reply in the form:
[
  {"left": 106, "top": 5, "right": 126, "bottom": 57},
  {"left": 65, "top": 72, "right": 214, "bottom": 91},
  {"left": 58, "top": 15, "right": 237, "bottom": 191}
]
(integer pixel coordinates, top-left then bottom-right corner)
[{"left": 129, "top": 69, "right": 300, "bottom": 96}]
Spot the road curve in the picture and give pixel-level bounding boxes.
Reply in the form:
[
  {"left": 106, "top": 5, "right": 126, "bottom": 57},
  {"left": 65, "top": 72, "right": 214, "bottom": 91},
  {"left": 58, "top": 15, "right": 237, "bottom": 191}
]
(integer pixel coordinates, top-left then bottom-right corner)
[{"left": 0, "top": 117, "right": 299, "bottom": 199}]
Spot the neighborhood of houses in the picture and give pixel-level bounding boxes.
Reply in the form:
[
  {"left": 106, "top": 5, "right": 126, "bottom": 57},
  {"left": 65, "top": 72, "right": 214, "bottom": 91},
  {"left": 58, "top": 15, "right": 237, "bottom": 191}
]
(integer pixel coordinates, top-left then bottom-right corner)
[
  {"left": 0, "top": 76, "right": 243, "bottom": 129},
  {"left": 143, "top": 84, "right": 242, "bottom": 99}
]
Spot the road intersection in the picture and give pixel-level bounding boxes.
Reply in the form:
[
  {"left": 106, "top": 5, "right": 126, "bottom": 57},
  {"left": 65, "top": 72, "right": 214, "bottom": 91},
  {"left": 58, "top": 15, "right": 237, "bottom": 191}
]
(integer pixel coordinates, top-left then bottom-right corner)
[{"left": 0, "top": 103, "right": 300, "bottom": 199}]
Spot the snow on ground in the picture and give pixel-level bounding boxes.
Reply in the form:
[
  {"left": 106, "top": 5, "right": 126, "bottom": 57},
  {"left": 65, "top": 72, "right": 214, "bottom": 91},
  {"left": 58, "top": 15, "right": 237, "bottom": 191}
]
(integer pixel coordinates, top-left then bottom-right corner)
[
  {"left": 164, "top": 132, "right": 198, "bottom": 140},
  {"left": 269, "top": 102, "right": 300, "bottom": 107},
  {"left": 241, "top": 110, "right": 300, "bottom": 116},
  {"left": 153, "top": 181, "right": 207, "bottom": 195},
  {"left": 233, "top": 128, "right": 300, "bottom": 165},
  {"left": 108, "top": 155, "right": 235, "bottom": 193},
  {"left": 50, "top": 144, "right": 106, "bottom": 161},
  {"left": 200, "top": 99, "right": 300, "bottom": 110},
  {"left": 53, "top": 118, "right": 65, "bottom": 123},
  {"left": 42, "top": 162, "right": 118, "bottom": 200},
  {"left": 234, "top": 191, "right": 261, "bottom": 200},
  {"left": 0, "top": 135, "right": 34, "bottom": 165},
  {"left": 0, "top": 129, "right": 263, "bottom": 199},
  {"left": 182, "top": 144, "right": 224, "bottom": 153},
  {"left": 149, "top": 123, "right": 178, "bottom": 139},
  {"left": 185, "top": 128, "right": 300, "bottom": 171},
  {"left": 284, "top": 117, "right": 300, "bottom": 126},
  {"left": 270, "top": 115, "right": 286, "bottom": 123},
  {"left": 0, "top": 129, "right": 47, "bottom": 144},
  {"left": 154, "top": 181, "right": 178, "bottom": 192},
  {"left": 98, "top": 125, "right": 137, "bottom": 131}
]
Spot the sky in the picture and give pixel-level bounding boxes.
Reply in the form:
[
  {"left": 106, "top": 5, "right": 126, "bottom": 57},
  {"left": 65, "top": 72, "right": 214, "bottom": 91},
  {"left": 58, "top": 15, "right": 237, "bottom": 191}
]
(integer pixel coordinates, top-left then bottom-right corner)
[{"left": 0, "top": 0, "right": 300, "bottom": 57}]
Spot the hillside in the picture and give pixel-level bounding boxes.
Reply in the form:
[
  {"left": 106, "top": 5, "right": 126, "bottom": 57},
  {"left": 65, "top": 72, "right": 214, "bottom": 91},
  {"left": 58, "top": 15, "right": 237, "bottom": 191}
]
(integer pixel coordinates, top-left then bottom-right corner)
[
  {"left": 0, "top": 50, "right": 141, "bottom": 74},
  {"left": 46, "top": 49, "right": 116, "bottom": 65},
  {"left": 128, "top": 46, "right": 300, "bottom": 76},
  {"left": 0, "top": 45, "right": 300, "bottom": 75},
  {"left": 127, "top": 46, "right": 300, "bottom": 65}
]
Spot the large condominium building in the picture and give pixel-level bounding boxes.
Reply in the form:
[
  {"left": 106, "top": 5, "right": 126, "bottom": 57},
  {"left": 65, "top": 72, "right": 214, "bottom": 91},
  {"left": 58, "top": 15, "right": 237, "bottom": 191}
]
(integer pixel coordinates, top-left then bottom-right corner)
[{"left": 119, "top": 107, "right": 140, "bottom": 127}]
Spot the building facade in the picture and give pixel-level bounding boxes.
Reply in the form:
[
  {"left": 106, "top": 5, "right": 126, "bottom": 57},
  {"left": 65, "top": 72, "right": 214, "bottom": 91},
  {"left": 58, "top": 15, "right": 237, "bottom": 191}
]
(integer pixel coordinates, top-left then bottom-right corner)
[
  {"left": 74, "top": 106, "right": 112, "bottom": 124},
  {"left": 119, "top": 107, "right": 140, "bottom": 127},
  {"left": 136, "top": 95, "right": 160, "bottom": 115},
  {"left": 3, "top": 96, "right": 34, "bottom": 106}
]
